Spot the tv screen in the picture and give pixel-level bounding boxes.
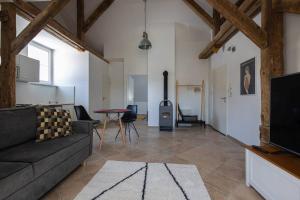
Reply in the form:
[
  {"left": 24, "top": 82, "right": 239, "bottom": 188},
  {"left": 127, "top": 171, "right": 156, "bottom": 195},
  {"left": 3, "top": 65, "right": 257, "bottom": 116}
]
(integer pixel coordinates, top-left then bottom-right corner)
[{"left": 270, "top": 73, "right": 300, "bottom": 156}]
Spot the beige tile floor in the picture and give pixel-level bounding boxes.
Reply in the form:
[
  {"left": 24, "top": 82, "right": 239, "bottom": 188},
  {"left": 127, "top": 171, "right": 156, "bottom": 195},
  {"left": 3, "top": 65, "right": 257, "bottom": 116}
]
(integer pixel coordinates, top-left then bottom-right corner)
[{"left": 43, "top": 121, "right": 263, "bottom": 200}]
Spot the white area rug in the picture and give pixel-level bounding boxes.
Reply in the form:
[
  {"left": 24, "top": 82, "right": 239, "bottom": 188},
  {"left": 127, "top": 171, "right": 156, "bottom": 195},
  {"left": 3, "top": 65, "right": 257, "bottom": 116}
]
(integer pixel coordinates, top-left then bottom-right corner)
[{"left": 74, "top": 161, "right": 211, "bottom": 200}]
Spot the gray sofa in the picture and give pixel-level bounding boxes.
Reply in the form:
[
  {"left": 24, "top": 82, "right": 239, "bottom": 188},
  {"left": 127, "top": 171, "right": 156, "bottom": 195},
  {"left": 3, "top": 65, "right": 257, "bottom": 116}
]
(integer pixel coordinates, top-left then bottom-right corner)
[{"left": 0, "top": 107, "right": 93, "bottom": 200}]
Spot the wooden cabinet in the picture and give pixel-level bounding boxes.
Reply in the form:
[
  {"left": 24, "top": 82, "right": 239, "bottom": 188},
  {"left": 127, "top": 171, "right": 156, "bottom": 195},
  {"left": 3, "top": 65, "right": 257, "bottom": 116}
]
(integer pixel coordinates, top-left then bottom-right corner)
[
  {"left": 16, "top": 54, "right": 39, "bottom": 82},
  {"left": 246, "top": 148, "right": 300, "bottom": 200}
]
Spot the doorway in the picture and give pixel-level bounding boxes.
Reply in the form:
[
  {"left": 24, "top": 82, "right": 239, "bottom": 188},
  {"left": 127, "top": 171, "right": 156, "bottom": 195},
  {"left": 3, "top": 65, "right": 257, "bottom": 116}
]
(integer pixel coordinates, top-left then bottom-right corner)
[
  {"left": 212, "top": 66, "right": 228, "bottom": 134},
  {"left": 127, "top": 75, "right": 148, "bottom": 118}
]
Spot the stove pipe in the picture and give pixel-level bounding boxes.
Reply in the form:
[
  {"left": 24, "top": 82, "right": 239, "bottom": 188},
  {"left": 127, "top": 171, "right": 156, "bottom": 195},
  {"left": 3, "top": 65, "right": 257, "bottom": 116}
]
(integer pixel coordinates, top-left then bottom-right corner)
[{"left": 163, "top": 71, "right": 168, "bottom": 106}]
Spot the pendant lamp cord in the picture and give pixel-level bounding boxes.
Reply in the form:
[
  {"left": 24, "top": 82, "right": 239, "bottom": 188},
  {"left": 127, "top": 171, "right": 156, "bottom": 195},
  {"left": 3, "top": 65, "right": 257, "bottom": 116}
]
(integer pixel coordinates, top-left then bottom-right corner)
[{"left": 144, "top": 0, "right": 147, "bottom": 32}]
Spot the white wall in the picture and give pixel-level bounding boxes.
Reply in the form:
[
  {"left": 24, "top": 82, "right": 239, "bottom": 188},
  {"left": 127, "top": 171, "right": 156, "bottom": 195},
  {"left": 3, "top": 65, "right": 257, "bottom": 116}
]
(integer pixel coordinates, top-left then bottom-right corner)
[
  {"left": 148, "top": 23, "right": 176, "bottom": 126},
  {"left": 89, "top": 53, "right": 110, "bottom": 120},
  {"left": 109, "top": 61, "right": 125, "bottom": 108},
  {"left": 14, "top": 15, "right": 109, "bottom": 115},
  {"left": 210, "top": 15, "right": 261, "bottom": 145},
  {"left": 175, "top": 23, "right": 210, "bottom": 121},
  {"left": 285, "top": 14, "right": 300, "bottom": 74},
  {"left": 209, "top": 13, "right": 300, "bottom": 145},
  {"left": 88, "top": 0, "right": 212, "bottom": 126}
]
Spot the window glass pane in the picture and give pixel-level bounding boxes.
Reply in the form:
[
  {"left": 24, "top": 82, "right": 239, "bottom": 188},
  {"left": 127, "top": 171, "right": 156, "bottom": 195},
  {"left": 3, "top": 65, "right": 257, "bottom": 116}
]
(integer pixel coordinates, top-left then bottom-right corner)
[
  {"left": 28, "top": 43, "right": 51, "bottom": 82},
  {"left": 40, "top": 65, "right": 49, "bottom": 82}
]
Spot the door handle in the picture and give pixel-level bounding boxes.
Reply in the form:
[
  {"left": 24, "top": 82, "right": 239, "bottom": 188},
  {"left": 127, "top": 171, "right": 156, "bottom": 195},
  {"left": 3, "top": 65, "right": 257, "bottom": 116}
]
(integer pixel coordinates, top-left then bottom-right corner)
[{"left": 220, "top": 97, "right": 227, "bottom": 102}]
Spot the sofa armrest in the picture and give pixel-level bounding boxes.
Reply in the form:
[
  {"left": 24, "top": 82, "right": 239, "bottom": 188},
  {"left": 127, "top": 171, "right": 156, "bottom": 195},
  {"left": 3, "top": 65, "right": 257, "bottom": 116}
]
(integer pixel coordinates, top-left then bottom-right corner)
[
  {"left": 72, "top": 121, "right": 93, "bottom": 155},
  {"left": 72, "top": 120, "right": 93, "bottom": 135}
]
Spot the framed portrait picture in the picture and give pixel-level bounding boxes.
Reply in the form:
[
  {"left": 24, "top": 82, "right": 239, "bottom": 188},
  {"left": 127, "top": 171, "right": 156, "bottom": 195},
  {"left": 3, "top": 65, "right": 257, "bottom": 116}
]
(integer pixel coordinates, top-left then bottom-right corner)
[{"left": 240, "top": 58, "right": 255, "bottom": 95}]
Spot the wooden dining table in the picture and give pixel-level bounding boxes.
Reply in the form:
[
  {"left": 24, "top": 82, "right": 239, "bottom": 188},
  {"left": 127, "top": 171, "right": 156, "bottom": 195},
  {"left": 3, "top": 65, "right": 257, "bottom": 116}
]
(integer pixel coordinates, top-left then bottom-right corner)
[{"left": 94, "top": 109, "right": 129, "bottom": 149}]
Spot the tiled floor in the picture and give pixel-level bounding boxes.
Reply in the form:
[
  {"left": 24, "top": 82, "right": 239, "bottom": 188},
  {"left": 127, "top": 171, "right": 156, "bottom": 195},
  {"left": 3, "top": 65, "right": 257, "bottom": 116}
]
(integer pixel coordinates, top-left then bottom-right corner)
[{"left": 43, "top": 121, "right": 263, "bottom": 200}]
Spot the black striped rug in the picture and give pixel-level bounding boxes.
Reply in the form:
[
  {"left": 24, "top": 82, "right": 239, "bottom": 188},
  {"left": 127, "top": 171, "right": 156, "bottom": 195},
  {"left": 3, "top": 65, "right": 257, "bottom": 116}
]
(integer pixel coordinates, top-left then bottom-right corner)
[{"left": 74, "top": 161, "right": 211, "bottom": 200}]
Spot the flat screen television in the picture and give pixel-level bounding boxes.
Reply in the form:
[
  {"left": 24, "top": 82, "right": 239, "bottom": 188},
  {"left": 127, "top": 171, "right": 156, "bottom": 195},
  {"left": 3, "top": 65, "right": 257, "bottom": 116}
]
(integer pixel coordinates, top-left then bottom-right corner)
[{"left": 270, "top": 73, "right": 300, "bottom": 156}]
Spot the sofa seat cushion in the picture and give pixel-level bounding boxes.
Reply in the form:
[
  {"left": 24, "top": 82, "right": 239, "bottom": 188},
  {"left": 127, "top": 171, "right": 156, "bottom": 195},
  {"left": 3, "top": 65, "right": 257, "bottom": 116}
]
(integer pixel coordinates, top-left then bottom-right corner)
[
  {"left": 0, "top": 134, "right": 90, "bottom": 178},
  {"left": 0, "top": 162, "right": 34, "bottom": 200}
]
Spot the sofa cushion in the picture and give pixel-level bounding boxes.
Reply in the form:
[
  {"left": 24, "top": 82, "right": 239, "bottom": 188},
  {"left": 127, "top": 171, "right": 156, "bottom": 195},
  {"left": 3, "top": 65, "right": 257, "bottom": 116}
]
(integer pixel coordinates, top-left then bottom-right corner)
[
  {"left": 36, "top": 107, "right": 73, "bottom": 142},
  {"left": 0, "top": 162, "right": 34, "bottom": 200},
  {"left": 0, "top": 134, "right": 90, "bottom": 178},
  {"left": 0, "top": 107, "right": 36, "bottom": 150}
]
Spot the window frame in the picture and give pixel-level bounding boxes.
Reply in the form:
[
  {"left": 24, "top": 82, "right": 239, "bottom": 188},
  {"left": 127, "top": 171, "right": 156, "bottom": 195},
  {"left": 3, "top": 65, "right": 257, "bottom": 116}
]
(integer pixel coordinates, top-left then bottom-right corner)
[{"left": 28, "top": 41, "right": 53, "bottom": 85}]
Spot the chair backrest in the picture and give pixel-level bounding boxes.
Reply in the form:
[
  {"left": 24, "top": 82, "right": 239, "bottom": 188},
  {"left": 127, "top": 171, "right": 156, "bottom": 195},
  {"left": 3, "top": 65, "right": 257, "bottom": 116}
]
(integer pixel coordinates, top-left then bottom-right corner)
[
  {"left": 178, "top": 104, "right": 184, "bottom": 118},
  {"left": 74, "top": 105, "right": 92, "bottom": 121},
  {"left": 122, "top": 105, "right": 138, "bottom": 121}
]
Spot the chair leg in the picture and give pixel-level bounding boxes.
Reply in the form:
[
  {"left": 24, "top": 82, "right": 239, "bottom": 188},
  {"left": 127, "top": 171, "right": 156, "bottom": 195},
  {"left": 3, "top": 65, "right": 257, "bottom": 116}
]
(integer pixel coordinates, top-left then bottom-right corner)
[
  {"left": 115, "top": 128, "right": 121, "bottom": 142},
  {"left": 94, "top": 128, "right": 101, "bottom": 140},
  {"left": 128, "top": 124, "right": 131, "bottom": 143},
  {"left": 132, "top": 122, "right": 139, "bottom": 138}
]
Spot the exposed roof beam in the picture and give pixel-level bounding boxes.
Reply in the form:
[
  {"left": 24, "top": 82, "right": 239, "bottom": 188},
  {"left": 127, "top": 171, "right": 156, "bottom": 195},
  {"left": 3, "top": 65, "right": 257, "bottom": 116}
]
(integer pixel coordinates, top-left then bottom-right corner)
[
  {"left": 213, "top": 9, "right": 221, "bottom": 35},
  {"left": 182, "top": 0, "right": 214, "bottom": 29},
  {"left": 219, "top": 0, "right": 245, "bottom": 24},
  {"left": 14, "top": 1, "right": 109, "bottom": 63},
  {"left": 207, "top": 0, "right": 268, "bottom": 49},
  {"left": 274, "top": 0, "right": 300, "bottom": 14},
  {"left": 77, "top": 0, "right": 84, "bottom": 39},
  {"left": 12, "top": 0, "right": 71, "bottom": 55},
  {"left": 199, "top": 0, "right": 260, "bottom": 59},
  {"left": 82, "top": 0, "right": 115, "bottom": 33}
]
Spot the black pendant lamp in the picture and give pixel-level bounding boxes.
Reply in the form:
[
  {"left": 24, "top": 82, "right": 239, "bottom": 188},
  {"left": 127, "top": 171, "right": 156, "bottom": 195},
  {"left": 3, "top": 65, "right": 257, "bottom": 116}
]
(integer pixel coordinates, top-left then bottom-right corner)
[{"left": 139, "top": 0, "right": 152, "bottom": 50}]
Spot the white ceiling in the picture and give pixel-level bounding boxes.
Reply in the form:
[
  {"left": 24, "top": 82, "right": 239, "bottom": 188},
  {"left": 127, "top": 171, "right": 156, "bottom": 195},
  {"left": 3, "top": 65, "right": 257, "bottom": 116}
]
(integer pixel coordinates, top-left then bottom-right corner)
[{"left": 31, "top": 0, "right": 237, "bottom": 53}]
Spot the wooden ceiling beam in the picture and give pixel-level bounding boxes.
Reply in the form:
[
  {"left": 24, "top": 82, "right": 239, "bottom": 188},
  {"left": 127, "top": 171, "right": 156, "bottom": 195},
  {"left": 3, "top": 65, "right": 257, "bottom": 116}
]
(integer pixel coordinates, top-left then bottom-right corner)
[
  {"left": 12, "top": 0, "right": 71, "bottom": 55},
  {"left": 77, "top": 0, "right": 84, "bottom": 40},
  {"left": 182, "top": 0, "right": 214, "bottom": 29},
  {"left": 207, "top": 0, "right": 268, "bottom": 49},
  {"left": 82, "top": 0, "right": 114, "bottom": 33},
  {"left": 219, "top": 0, "right": 245, "bottom": 25},
  {"left": 14, "top": 1, "right": 109, "bottom": 63},
  {"left": 274, "top": 0, "right": 300, "bottom": 14},
  {"left": 199, "top": 0, "right": 260, "bottom": 59},
  {"left": 213, "top": 9, "right": 221, "bottom": 35}
]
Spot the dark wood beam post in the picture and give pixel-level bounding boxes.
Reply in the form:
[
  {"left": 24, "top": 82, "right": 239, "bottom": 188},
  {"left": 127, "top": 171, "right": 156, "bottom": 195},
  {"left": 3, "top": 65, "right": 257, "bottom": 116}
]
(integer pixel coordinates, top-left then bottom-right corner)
[
  {"left": 83, "top": 0, "right": 114, "bottom": 33},
  {"left": 271, "top": 8, "right": 284, "bottom": 77},
  {"left": 207, "top": 0, "right": 268, "bottom": 49},
  {"left": 260, "top": 0, "right": 284, "bottom": 143},
  {"left": 0, "top": 3, "right": 16, "bottom": 108},
  {"left": 213, "top": 9, "right": 221, "bottom": 36},
  {"left": 260, "top": 0, "right": 272, "bottom": 143},
  {"left": 274, "top": 0, "right": 300, "bottom": 14},
  {"left": 12, "top": 0, "right": 71, "bottom": 55},
  {"left": 77, "top": 0, "right": 84, "bottom": 40}
]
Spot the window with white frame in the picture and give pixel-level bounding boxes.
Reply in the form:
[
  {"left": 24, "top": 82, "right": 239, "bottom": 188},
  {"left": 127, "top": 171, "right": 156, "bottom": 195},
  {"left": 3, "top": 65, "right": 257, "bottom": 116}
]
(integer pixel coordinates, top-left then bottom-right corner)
[{"left": 28, "top": 42, "right": 53, "bottom": 84}]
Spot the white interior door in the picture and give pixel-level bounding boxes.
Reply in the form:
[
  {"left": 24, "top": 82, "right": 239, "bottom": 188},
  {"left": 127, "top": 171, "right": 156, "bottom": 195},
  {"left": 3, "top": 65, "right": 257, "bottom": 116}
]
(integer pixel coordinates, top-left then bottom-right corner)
[
  {"left": 212, "top": 66, "right": 227, "bottom": 134},
  {"left": 102, "top": 69, "right": 110, "bottom": 109},
  {"left": 108, "top": 61, "right": 124, "bottom": 108}
]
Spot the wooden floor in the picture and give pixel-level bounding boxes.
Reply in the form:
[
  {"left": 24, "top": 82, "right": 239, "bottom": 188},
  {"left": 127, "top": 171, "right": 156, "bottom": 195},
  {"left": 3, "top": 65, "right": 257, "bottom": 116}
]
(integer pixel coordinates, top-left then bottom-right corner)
[{"left": 43, "top": 121, "right": 263, "bottom": 200}]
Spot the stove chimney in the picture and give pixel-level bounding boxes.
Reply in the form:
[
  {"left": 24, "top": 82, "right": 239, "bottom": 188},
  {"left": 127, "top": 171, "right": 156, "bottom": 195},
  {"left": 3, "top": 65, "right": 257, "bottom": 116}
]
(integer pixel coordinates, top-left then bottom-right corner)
[{"left": 163, "top": 71, "right": 168, "bottom": 106}]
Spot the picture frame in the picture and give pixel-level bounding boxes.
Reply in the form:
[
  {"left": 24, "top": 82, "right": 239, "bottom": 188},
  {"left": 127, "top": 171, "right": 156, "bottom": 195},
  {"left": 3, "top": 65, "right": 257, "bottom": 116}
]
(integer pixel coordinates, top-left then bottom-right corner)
[{"left": 240, "top": 58, "right": 256, "bottom": 95}]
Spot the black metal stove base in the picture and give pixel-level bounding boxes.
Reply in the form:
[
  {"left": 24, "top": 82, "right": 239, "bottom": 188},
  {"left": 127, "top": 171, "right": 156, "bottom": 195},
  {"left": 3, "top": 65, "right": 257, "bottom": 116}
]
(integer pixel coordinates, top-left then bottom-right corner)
[{"left": 160, "top": 126, "right": 173, "bottom": 131}]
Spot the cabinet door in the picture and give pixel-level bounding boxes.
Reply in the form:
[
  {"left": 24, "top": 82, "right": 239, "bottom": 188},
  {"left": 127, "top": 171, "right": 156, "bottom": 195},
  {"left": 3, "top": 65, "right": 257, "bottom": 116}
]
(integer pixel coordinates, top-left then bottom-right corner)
[
  {"left": 17, "top": 55, "right": 40, "bottom": 82},
  {"left": 247, "top": 150, "right": 300, "bottom": 200}
]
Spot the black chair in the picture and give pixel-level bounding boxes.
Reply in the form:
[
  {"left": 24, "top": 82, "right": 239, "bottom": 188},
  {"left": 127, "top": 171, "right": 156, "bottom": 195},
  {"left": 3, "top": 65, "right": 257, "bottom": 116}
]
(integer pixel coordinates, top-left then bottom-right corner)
[
  {"left": 115, "top": 105, "right": 139, "bottom": 143},
  {"left": 74, "top": 105, "right": 101, "bottom": 140},
  {"left": 176, "top": 104, "right": 199, "bottom": 127}
]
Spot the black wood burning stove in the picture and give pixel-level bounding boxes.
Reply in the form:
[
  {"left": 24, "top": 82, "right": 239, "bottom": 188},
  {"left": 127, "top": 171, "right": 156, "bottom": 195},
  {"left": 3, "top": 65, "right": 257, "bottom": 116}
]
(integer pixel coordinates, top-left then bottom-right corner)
[{"left": 159, "top": 71, "right": 173, "bottom": 131}]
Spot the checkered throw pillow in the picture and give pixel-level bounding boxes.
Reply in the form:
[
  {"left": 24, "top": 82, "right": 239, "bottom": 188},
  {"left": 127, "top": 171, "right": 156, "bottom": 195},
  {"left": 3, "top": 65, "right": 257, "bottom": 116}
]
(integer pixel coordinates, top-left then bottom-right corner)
[{"left": 36, "top": 107, "right": 72, "bottom": 142}]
